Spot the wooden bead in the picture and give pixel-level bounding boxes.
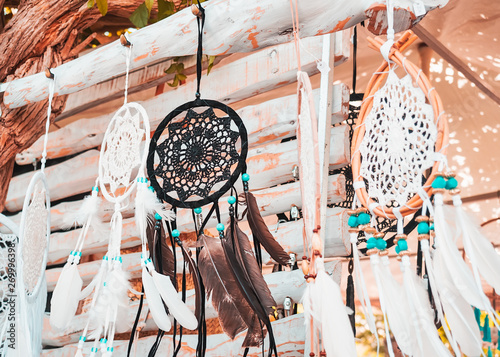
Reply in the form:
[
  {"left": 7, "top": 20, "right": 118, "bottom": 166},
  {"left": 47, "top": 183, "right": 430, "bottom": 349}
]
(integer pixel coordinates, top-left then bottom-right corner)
[
  {"left": 432, "top": 188, "right": 446, "bottom": 195},
  {"left": 379, "top": 249, "right": 389, "bottom": 256},
  {"left": 363, "top": 226, "right": 377, "bottom": 234},
  {"left": 346, "top": 209, "right": 357, "bottom": 216},
  {"left": 415, "top": 215, "right": 429, "bottom": 223},
  {"left": 366, "top": 248, "right": 378, "bottom": 256},
  {"left": 355, "top": 207, "right": 368, "bottom": 214},
  {"left": 450, "top": 188, "right": 461, "bottom": 195},
  {"left": 191, "top": 4, "right": 202, "bottom": 17},
  {"left": 373, "top": 231, "right": 384, "bottom": 239},
  {"left": 312, "top": 233, "right": 322, "bottom": 252},
  {"left": 348, "top": 228, "right": 360, "bottom": 234},
  {"left": 418, "top": 234, "right": 430, "bottom": 241},
  {"left": 301, "top": 260, "right": 309, "bottom": 275},
  {"left": 445, "top": 171, "right": 456, "bottom": 178}
]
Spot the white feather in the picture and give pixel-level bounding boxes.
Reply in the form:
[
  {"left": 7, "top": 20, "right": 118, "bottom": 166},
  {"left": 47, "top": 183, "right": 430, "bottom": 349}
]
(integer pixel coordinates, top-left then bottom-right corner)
[
  {"left": 147, "top": 262, "right": 198, "bottom": 330},
  {"left": 142, "top": 266, "right": 172, "bottom": 332},
  {"left": 50, "top": 261, "right": 83, "bottom": 330},
  {"left": 378, "top": 255, "right": 415, "bottom": 356},
  {"left": 433, "top": 194, "right": 487, "bottom": 309},
  {"left": 445, "top": 204, "right": 500, "bottom": 293},
  {"left": 62, "top": 191, "right": 100, "bottom": 230},
  {"left": 432, "top": 244, "right": 484, "bottom": 356},
  {"left": 400, "top": 255, "right": 452, "bottom": 357},
  {"left": 107, "top": 264, "right": 133, "bottom": 334},
  {"left": 308, "top": 258, "right": 357, "bottom": 357}
]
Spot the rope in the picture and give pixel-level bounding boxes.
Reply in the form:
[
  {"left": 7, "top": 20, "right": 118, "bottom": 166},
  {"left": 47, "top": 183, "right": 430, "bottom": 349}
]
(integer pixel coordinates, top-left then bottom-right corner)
[{"left": 41, "top": 77, "right": 55, "bottom": 172}]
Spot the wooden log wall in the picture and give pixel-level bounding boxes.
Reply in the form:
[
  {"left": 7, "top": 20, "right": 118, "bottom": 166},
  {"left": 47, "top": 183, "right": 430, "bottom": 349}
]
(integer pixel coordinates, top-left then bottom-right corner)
[{"left": 3, "top": 32, "right": 355, "bottom": 355}]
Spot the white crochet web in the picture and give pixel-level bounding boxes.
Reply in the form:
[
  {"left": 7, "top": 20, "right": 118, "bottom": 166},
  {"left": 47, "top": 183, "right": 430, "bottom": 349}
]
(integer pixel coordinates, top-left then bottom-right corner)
[
  {"left": 100, "top": 103, "right": 146, "bottom": 195},
  {"left": 22, "top": 182, "right": 48, "bottom": 294},
  {"left": 360, "top": 71, "right": 437, "bottom": 208}
]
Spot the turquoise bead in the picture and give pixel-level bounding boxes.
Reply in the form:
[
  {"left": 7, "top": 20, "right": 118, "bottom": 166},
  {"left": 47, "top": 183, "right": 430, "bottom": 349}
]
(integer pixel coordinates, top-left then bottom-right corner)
[
  {"left": 347, "top": 215, "right": 358, "bottom": 228},
  {"left": 357, "top": 212, "right": 371, "bottom": 225},
  {"left": 172, "top": 229, "right": 180, "bottom": 237},
  {"left": 155, "top": 213, "right": 162, "bottom": 220},
  {"left": 395, "top": 246, "right": 401, "bottom": 254},
  {"left": 92, "top": 186, "right": 99, "bottom": 192},
  {"left": 445, "top": 177, "right": 458, "bottom": 190},
  {"left": 431, "top": 176, "right": 446, "bottom": 189},
  {"left": 242, "top": 173, "right": 250, "bottom": 182},
  {"left": 417, "top": 222, "right": 430, "bottom": 234},
  {"left": 397, "top": 239, "right": 408, "bottom": 251},
  {"left": 376, "top": 238, "right": 387, "bottom": 250},
  {"left": 194, "top": 207, "right": 202, "bottom": 214},
  {"left": 216, "top": 223, "right": 225, "bottom": 232},
  {"left": 429, "top": 223, "right": 434, "bottom": 231},
  {"left": 366, "top": 237, "right": 377, "bottom": 249},
  {"left": 228, "top": 196, "right": 236, "bottom": 205},
  {"left": 148, "top": 186, "right": 155, "bottom": 192}
]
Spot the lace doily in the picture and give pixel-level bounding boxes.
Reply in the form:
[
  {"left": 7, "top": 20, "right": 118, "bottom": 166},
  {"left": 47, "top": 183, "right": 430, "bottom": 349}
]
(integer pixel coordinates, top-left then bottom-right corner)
[
  {"left": 100, "top": 103, "right": 147, "bottom": 196},
  {"left": 359, "top": 71, "right": 437, "bottom": 208},
  {"left": 22, "top": 182, "right": 48, "bottom": 294},
  {"left": 148, "top": 100, "right": 248, "bottom": 208}
]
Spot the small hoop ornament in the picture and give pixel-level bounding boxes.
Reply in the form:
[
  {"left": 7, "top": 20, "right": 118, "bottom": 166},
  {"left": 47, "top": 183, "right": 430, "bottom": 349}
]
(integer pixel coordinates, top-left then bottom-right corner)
[
  {"left": 147, "top": 98, "right": 248, "bottom": 209},
  {"left": 351, "top": 33, "right": 448, "bottom": 219},
  {"left": 99, "top": 102, "right": 150, "bottom": 203},
  {"left": 17, "top": 171, "right": 51, "bottom": 300}
]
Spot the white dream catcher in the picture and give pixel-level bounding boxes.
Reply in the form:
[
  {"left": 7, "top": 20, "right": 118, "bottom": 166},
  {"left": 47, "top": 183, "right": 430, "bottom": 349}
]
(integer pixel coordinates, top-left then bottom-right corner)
[
  {"left": 50, "top": 36, "right": 175, "bottom": 357},
  {"left": 3, "top": 73, "right": 55, "bottom": 356}
]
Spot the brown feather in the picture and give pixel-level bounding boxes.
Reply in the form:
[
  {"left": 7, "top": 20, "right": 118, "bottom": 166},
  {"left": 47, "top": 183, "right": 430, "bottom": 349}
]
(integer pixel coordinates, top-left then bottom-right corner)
[
  {"left": 227, "top": 220, "right": 276, "bottom": 314},
  {"left": 178, "top": 241, "right": 202, "bottom": 325},
  {"left": 197, "top": 234, "right": 259, "bottom": 343},
  {"left": 146, "top": 217, "right": 175, "bottom": 283},
  {"left": 242, "top": 192, "right": 290, "bottom": 266}
]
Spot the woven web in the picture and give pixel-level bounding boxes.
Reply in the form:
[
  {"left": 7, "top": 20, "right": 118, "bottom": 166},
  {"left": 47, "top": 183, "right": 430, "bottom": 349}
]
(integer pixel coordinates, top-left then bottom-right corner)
[
  {"left": 22, "top": 182, "right": 48, "bottom": 294},
  {"left": 359, "top": 71, "right": 436, "bottom": 208},
  {"left": 0, "top": 233, "right": 16, "bottom": 343},
  {"left": 154, "top": 108, "right": 240, "bottom": 202},
  {"left": 101, "top": 104, "right": 146, "bottom": 193}
]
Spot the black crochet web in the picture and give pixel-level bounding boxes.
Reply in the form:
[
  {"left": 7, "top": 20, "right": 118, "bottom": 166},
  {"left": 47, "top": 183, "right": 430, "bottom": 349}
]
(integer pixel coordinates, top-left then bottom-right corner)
[{"left": 154, "top": 108, "right": 240, "bottom": 202}]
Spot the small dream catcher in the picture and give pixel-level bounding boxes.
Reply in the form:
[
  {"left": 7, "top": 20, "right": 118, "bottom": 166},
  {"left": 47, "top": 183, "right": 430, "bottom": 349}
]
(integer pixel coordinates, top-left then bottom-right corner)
[
  {"left": 142, "top": 2, "right": 290, "bottom": 356},
  {"left": 50, "top": 37, "right": 173, "bottom": 357},
  {"left": 10, "top": 72, "right": 54, "bottom": 356}
]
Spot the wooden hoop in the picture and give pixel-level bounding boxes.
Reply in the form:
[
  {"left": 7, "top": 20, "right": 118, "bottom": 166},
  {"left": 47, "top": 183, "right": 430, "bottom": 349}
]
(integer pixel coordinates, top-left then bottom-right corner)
[{"left": 351, "top": 32, "right": 449, "bottom": 219}]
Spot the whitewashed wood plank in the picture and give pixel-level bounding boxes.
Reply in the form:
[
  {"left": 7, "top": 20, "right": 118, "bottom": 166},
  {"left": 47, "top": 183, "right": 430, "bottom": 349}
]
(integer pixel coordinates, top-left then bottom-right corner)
[
  {"left": 43, "top": 313, "right": 308, "bottom": 356},
  {"left": 42, "top": 262, "right": 341, "bottom": 347},
  {"left": 4, "top": 0, "right": 431, "bottom": 108},
  {"left": 47, "top": 206, "right": 349, "bottom": 266},
  {"left": 5, "top": 150, "right": 99, "bottom": 212},
  {"left": 16, "top": 81, "right": 349, "bottom": 165}
]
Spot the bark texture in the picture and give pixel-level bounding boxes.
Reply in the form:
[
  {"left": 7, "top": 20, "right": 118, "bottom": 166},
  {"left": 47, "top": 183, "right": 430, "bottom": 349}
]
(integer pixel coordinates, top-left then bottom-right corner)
[{"left": 0, "top": 0, "right": 143, "bottom": 210}]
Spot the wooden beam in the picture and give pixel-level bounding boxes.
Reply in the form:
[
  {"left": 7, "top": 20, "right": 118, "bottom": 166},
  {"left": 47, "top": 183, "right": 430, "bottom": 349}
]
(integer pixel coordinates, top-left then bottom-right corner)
[
  {"left": 413, "top": 24, "right": 500, "bottom": 106},
  {"left": 7, "top": 125, "right": 348, "bottom": 212},
  {"left": 1, "top": 0, "right": 434, "bottom": 109},
  {"left": 16, "top": 82, "right": 349, "bottom": 165},
  {"left": 42, "top": 262, "right": 341, "bottom": 347},
  {"left": 45, "top": 174, "right": 346, "bottom": 282},
  {"left": 47, "top": 207, "right": 350, "bottom": 266},
  {"left": 43, "top": 313, "right": 309, "bottom": 355}
]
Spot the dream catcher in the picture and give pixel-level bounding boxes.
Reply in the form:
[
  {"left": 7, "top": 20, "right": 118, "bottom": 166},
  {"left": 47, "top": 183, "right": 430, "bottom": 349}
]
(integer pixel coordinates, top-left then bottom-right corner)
[
  {"left": 348, "top": 2, "right": 499, "bottom": 355},
  {"left": 50, "top": 37, "right": 172, "bottom": 357},
  {"left": 5, "top": 72, "right": 54, "bottom": 356},
  {"left": 283, "top": 1, "right": 356, "bottom": 357},
  {"left": 144, "top": 2, "right": 290, "bottom": 355}
]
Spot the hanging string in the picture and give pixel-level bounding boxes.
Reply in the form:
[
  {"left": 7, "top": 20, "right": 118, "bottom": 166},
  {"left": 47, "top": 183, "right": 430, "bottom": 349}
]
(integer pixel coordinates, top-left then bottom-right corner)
[
  {"left": 194, "top": 0, "right": 206, "bottom": 99},
  {"left": 124, "top": 42, "right": 132, "bottom": 105},
  {"left": 288, "top": 0, "right": 301, "bottom": 70},
  {"left": 41, "top": 75, "right": 56, "bottom": 173}
]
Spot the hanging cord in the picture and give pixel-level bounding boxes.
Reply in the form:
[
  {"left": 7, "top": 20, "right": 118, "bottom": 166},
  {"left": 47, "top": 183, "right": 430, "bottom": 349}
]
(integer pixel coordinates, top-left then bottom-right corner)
[
  {"left": 123, "top": 41, "right": 132, "bottom": 105},
  {"left": 41, "top": 74, "right": 56, "bottom": 173},
  {"left": 288, "top": 0, "right": 301, "bottom": 70},
  {"left": 194, "top": 0, "right": 206, "bottom": 99}
]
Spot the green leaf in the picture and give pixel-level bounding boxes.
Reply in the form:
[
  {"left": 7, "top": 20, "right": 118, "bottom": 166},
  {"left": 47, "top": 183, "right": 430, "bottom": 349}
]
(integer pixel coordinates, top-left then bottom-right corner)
[
  {"left": 87, "top": 0, "right": 94, "bottom": 9},
  {"left": 130, "top": 3, "right": 149, "bottom": 28},
  {"left": 96, "top": 0, "right": 108, "bottom": 16},
  {"left": 167, "top": 76, "right": 179, "bottom": 87},
  {"left": 145, "top": 0, "right": 154, "bottom": 14},
  {"left": 157, "top": 0, "right": 175, "bottom": 21},
  {"left": 177, "top": 73, "right": 187, "bottom": 81},
  {"left": 165, "top": 63, "right": 177, "bottom": 74},
  {"left": 177, "top": 62, "right": 184, "bottom": 71},
  {"left": 207, "top": 55, "right": 216, "bottom": 75}
]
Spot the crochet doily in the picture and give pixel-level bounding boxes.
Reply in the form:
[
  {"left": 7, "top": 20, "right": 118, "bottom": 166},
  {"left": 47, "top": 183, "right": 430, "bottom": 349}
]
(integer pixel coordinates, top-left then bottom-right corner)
[
  {"left": 153, "top": 107, "right": 240, "bottom": 202},
  {"left": 22, "top": 182, "right": 48, "bottom": 294},
  {"left": 100, "top": 103, "right": 147, "bottom": 194},
  {"left": 359, "top": 71, "right": 437, "bottom": 208}
]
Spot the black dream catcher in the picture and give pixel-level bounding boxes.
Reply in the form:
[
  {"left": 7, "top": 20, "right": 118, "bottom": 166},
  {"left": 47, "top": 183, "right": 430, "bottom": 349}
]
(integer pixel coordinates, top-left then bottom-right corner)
[{"left": 141, "top": 2, "right": 291, "bottom": 357}]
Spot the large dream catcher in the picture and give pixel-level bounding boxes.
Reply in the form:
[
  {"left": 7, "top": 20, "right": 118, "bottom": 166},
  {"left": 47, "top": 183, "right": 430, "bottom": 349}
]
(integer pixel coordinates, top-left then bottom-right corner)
[
  {"left": 345, "top": 1, "right": 500, "bottom": 355},
  {"left": 141, "top": 2, "right": 290, "bottom": 356}
]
